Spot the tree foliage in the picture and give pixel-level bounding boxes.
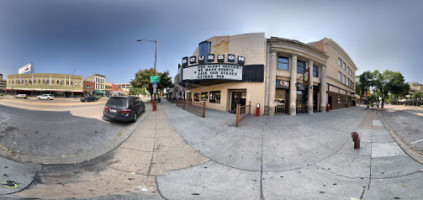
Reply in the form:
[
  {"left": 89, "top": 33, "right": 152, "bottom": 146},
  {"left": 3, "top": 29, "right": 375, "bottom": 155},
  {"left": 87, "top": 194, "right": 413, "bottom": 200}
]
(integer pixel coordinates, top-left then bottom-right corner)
[
  {"left": 130, "top": 68, "right": 174, "bottom": 98},
  {"left": 356, "top": 70, "right": 409, "bottom": 108}
]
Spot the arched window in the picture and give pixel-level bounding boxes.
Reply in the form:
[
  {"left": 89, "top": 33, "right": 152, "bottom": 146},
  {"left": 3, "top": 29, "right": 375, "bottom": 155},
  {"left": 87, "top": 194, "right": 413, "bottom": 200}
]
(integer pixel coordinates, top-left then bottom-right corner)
[
  {"left": 71, "top": 81, "right": 73, "bottom": 86},
  {"left": 46, "top": 80, "right": 49, "bottom": 85},
  {"left": 61, "top": 80, "right": 64, "bottom": 85},
  {"left": 52, "top": 79, "right": 54, "bottom": 84},
  {"left": 29, "top": 80, "right": 32, "bottom": 84},
  {"left": 57, "top": 80, "right": 59, "bottom": 84},
  {"left": 43, "top": 80, "right": 45, "bottom": 84},
  {"left": 25, "top": 80, "right": 28, "bottom": 85}
]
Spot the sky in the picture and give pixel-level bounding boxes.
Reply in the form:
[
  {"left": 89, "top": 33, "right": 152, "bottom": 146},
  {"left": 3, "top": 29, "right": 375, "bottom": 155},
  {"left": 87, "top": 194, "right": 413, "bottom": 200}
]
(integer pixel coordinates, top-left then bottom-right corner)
[{"left": 0, "top": 0, "right": 422, "bottom": 84}]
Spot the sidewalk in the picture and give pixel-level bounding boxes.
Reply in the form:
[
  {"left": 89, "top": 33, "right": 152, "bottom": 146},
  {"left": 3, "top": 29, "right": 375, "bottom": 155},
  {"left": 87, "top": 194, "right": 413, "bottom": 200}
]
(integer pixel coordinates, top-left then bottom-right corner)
[
  {"left": 14, "top": 103, "right": 208, "bottom": 199},
  {"left": 157, "top": 104, "right": 423, "bottom": 200}
]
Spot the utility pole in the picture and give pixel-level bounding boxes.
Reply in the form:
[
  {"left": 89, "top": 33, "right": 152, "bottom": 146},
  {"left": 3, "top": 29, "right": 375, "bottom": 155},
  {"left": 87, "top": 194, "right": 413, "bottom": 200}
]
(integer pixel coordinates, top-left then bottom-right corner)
[{"left": 136, "top": 39, "right": 158, "bottom": 99}]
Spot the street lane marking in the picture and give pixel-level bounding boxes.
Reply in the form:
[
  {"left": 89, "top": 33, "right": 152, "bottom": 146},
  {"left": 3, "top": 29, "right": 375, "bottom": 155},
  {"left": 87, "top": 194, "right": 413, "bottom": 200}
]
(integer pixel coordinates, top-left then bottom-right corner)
[{"left": 411, "top": 139, "right": 423, "bottom": 145}]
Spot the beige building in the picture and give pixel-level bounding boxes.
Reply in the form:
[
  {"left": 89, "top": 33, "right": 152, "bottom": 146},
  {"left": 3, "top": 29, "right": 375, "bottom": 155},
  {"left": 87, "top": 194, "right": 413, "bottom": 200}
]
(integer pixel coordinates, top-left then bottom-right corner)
[
  {"left": 177, "top": 33, "right": 358, "bottom": 116},
  {"left": 0, "top": 74, "right": 6, "bottom": 90},
  {"left": 5, "top": 73, "right": 83, "bottom": 96},
  {"left": 116, "top": 83, "right": 131, "bottom": 95},
  {"left": 84, "top": 74, "right": 106, "bottom": 96}
]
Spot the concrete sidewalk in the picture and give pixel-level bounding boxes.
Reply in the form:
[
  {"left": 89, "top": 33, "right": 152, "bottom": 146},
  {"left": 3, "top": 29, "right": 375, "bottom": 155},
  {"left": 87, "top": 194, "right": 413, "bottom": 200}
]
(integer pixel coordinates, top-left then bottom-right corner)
[
  {"left": 12, "top": 103, "right": 208, "bottom": 200},
  {"left": 157, "top": 103, "right": 423, "bottom": 200}
]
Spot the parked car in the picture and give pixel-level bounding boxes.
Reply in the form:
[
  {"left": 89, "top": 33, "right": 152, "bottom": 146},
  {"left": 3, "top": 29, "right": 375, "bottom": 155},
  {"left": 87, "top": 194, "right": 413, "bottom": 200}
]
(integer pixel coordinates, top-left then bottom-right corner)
[
  {"left": 15, "top": 94, "right": 27, "bottom": 99},
  {"left": 103, "top": 96, "right": 145, "bottom": 122},
  {"left": 80, "top": 96, "right": 98, "bottom": 102},
  {"left": 37, "top": 94, "right": 54, "bottom": 100}
]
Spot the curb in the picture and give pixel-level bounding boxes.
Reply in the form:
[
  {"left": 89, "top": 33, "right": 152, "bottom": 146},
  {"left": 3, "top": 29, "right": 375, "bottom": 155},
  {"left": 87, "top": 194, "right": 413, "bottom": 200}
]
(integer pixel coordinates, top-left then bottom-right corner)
[
  {"left": 377, "top": 110, "right": 423, "bottom": 164},
  {"left": 0, "top": 108, "right": 149, "bottom": 165}
]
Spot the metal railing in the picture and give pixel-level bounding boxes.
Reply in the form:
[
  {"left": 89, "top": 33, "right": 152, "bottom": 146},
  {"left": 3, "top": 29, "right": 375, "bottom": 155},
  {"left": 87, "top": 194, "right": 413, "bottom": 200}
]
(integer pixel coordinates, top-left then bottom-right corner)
[
  {"left": 235, "top": 101, "right": 251, "bottom": 127},
  {"left": 176, "top": 99, "right": 205, "bottom": 118}
]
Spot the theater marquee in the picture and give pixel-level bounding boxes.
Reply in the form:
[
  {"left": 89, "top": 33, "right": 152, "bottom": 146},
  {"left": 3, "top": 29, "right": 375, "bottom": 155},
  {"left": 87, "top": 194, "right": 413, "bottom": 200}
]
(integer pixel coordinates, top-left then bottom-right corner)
[{"left": 182, "top": 64, "right": 243, "bottom": 81}]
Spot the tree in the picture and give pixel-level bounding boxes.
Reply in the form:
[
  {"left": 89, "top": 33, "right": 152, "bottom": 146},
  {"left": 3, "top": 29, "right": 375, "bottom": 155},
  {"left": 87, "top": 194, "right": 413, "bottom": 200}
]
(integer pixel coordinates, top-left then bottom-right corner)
[
  {"left": 356, "top": 70, "right": 409, "bottom": 108},
  {"left": 129, "top": 87, "right": 148, "bottom": 96},
  {"left": 356, "top": 71, "right": 373, "bottom": 97},
  {"left": 412, "top": 91, "right": 423, "bottom": 106},
  {"left": 130, "top": 68, "right": 174, "bottom": 99}
]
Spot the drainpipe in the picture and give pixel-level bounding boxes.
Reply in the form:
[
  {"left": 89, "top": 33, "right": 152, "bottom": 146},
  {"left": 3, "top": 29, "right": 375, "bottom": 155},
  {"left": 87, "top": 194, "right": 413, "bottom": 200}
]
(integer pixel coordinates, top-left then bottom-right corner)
[{"left": 264, "top": 42, "right": 271, "bottom": 115}]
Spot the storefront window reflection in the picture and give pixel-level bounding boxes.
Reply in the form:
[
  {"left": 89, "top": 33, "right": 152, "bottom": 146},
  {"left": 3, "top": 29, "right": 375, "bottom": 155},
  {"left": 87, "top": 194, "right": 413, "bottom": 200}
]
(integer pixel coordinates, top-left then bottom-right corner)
[
  {"left": 209, "top": 91, "right": 221, "bottom": 103},
  {"left": 201, "top": 92, "right": 208, "bottom": 101},
  {"left": 193, "top": 92, "right": 199, "bottom": 101}
]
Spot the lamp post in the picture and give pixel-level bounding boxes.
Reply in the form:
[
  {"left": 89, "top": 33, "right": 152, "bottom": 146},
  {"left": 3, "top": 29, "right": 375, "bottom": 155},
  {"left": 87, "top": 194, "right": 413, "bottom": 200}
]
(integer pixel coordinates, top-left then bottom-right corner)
[
  {"left": 71, "top": 69, "right": 76, "bottom": 98},
  {"left": 136, "top": 39, "right": 157, "bottom": 99}
]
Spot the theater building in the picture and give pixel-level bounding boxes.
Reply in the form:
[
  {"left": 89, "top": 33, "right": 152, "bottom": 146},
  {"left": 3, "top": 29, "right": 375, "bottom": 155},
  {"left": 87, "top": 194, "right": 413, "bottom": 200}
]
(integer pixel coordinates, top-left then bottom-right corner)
[
  {"left": 177, "top": 33, "right": 357, "bottom": 116},
  {"left": 5, "top": 73, "right": 83, "bottom": 96}
]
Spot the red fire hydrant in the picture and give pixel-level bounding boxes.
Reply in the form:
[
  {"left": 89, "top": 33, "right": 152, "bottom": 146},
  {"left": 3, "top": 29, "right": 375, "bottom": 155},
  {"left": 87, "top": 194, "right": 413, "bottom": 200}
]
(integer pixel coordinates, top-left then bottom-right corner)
[
  {"left": 327, "top": 104, "right": 330, "bottom": 112},
  {"left": 256, "top": 104, "right": 260, "bottom": 117},
  {"left": 351, "top": 132, "right": 360, "bottom": 149},
  {"left": 152, "top": 100, "right": 156, "bottom": 112}
]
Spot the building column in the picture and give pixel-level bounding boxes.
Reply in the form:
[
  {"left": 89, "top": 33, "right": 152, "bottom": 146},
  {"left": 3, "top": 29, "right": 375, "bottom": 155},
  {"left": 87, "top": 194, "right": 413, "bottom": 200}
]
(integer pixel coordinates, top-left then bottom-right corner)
[
  {"left": 320, "top": 65, "right": 327, "bottom": 112},
  {"left": 268, "top": 51, "right": 278, "bottom": 116},
  {"left": 289, "top": 54, "right": 298, "bottom": 116},
  {"left": 307, "top": 60, "right": 314, "bottom": 114}
]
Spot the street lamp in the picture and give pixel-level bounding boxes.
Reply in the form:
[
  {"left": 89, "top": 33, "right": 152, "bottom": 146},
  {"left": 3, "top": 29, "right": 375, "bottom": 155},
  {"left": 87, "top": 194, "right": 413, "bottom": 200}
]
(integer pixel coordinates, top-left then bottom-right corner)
[
  {"left": 71, "top": 69, "right": 76, "bottom": 98},
  {"left": 136, "top": 39, "right": 158, "bottom": 99}
]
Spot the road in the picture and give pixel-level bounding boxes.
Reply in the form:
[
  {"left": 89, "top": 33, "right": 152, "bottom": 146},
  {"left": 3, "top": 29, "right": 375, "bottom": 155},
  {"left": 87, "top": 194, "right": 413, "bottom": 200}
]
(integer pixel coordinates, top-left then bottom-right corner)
[
  {"left": 0, "top": 99, "right": 132, "bottom": 163},
  {"left": 381, "top": 105, "right": 423, "bottom": 153}
]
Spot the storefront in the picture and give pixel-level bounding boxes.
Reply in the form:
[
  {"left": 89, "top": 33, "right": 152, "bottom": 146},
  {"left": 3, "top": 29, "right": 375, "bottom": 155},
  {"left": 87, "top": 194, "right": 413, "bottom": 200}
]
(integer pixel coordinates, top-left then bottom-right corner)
[{"left": 176, "top": 33, "right": 358, "bottom": 116}]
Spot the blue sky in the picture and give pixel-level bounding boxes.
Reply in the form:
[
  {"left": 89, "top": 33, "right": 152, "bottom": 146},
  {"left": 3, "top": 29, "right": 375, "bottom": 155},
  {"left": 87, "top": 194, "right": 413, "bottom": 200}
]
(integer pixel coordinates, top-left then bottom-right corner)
[{"left": 0, "top": 0, "right": 422, "bottom": 84}]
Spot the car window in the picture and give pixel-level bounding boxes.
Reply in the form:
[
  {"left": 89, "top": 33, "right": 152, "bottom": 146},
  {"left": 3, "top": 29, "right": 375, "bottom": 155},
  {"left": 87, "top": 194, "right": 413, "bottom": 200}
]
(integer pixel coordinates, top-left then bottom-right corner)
[{"left": 107, "top": 98, "right": 128, "bottom": 107}]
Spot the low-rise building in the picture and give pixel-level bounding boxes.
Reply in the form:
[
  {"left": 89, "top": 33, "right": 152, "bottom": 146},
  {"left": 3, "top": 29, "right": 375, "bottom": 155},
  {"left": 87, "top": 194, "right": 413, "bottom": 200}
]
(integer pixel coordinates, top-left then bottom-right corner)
[
  {"left": 5, "top": 73, "right": 83, "bottom": 97},
  {"left": 83, "top": 81, "right": 95, "bottom": 96},
  {"left": 0, "top": 74, "right": 6, "bottom": 90},
  {"left": 176, "top": 32, "right": 358, "bottom": 116},
  {"left": 116, "top": 83, "right": 131, "bottom": 95},
  {"left": 84, "top": 74, "right": 105, "bottom": 96},
  {"left": 105, "top": 83, "right": 113, "bottom": 96}
]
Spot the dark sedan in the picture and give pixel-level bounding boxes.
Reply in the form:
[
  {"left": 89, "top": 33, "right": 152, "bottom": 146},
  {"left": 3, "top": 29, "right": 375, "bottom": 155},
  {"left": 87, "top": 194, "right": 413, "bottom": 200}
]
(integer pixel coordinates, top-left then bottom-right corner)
[
  {"left": 103, "top": 96, "right": 145, "bottom": 122},
  {"left": 81, "top": 96, "right": 99, "bottom": 102}
]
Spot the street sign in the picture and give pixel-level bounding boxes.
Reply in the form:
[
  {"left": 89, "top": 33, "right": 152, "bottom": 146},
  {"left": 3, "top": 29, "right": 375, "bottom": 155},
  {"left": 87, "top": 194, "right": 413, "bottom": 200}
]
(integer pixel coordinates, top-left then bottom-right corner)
[
  {"left": 150, "top": 76, "right": 160, "bottom": 83},
  {"left": 153, "top": 84, "right": 157, "bottom": 93}
]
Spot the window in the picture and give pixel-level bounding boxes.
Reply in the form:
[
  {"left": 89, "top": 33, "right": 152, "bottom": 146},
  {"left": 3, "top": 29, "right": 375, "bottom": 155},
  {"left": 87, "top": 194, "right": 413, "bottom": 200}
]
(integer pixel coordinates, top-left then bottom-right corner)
[
  {"left": 193, "top": 92, "right": 199, "bottom": 101},
  {"left": 347, "top": 78, "right": 350, "bottom": 87},
  {"left": 278, "top": 57, "right": 289, "bottom": 70},
  {"left": 297, "top": 60, "right": 306, "bottom": 73},
  {"left": 201, "top": 92, "right": 208, "bottom": 101},
  {"left": 313, "top": 65, "right": 319, "bottom": 77},
  {"left": 343, "top": 75, "right": 346, "bottom": 84},
  {"left": 347, "top": 67, "right": 350, "bottom": 75},
  {"left": 342, "top": 62, "right": 346, "bottom": 70},
  {"left": 338, "top": 58, "right": 342, "bottom": 67},
  {"left": 338, "top": 72, "right": 342, "bottom": 81},
  {"left": 209, "top": 91, "right": 221, "bottom": 103}
]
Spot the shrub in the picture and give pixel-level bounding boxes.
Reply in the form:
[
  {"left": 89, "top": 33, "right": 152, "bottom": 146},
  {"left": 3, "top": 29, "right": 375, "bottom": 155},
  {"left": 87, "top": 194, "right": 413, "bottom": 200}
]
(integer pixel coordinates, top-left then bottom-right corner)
[
  {"left": 370, "top": 103, "right": 375, "bottom": 107},
  {"left": 403, "top": 104, "right": 407, "bottom": 106},
  {"left": 420, "top": 105, "right": 423, "bottom": 108}
]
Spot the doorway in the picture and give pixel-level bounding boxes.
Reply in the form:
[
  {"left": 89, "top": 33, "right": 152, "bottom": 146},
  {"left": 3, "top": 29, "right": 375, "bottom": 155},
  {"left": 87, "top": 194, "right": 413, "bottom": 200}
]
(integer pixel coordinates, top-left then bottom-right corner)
[{"left": 229, "top": 90, "right": 247, "bottom": 111}]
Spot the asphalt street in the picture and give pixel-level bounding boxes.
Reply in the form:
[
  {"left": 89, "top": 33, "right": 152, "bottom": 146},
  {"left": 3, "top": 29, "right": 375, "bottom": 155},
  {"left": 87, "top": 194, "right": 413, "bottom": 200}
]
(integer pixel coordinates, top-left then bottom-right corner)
[
  {"left": 0, "top": 99, "right": 132, "bottom": 163},
  {"left": 381, "top": 106, "right": 423, "bottom": 152}
]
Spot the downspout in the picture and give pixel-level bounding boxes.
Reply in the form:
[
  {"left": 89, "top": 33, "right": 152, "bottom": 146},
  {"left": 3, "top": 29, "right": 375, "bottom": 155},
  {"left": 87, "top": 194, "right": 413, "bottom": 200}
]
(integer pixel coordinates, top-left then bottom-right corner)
[{"left": 264, "top": 41, "right": 271, "bottom": 115}]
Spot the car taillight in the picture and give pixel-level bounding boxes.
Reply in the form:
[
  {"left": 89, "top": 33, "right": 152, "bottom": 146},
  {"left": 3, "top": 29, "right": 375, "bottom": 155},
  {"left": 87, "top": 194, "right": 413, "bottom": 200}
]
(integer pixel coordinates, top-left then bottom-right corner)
[
  {"left": 104, "top": 106, "right": 109, "bottom": 111},
  {"left": 121, "top": 109, "right": 131, "bottom": 114}
]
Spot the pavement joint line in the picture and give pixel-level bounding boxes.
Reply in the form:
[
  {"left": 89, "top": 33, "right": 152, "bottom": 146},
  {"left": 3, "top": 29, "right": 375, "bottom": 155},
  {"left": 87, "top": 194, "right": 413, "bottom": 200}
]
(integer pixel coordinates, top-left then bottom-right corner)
[
  {"left": 368, "top": 111, "right": 374, "bottom": 190},
  {"left": 155, "top": 175, "right": 168, "bottom": 200},
  {"left": 377, "top": 110, "right": 423, "bottom": 165},
  {"left": 259, "top": 132, "right": 264, "bottom": 200},
  {"left": 147, "top": 111, "right": 157, "bottom": 177}
]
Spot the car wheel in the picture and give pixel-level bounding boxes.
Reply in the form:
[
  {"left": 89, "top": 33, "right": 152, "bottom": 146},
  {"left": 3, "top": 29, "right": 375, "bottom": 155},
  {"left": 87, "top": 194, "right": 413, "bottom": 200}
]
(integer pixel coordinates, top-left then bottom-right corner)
[{"left": 133, "top": 113, "right": 137, "bottom": 122}]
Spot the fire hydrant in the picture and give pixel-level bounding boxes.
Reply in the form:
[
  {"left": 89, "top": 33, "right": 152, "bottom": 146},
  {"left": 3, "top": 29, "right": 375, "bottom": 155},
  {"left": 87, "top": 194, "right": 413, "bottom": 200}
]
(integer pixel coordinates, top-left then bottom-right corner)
[{"left": 351, "top": 132, "right": 360, "bottom": 149}]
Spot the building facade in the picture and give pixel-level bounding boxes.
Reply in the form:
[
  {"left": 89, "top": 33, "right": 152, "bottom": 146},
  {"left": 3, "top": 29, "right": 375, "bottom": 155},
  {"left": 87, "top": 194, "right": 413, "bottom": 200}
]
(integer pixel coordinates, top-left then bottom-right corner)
[
  {"left": 105, "top": 83, "right": 113, "bottom": 96},
  {"left": 5, "top": 73, "right": 83, "bottom": 96},
  {"left": 84, "top": 74, "right": 105, "bottom": 96},
  {"left": 116, "top": 83, "right": 131, "bottom": 95},
  {"left": 177, "top": 33, "right": 358, "bottom": 116},
  {"left": 0, "top": 74, "right": 6, "bottom": 90},
  {"left": 83, "top": 81, "right": 95, "bottom": 96}
]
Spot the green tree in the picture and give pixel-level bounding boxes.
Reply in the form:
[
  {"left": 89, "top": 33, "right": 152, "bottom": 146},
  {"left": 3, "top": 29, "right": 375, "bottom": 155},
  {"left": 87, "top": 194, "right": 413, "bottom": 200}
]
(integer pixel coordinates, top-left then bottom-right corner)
[
  {"left": 356, "top": 71, "right": 373, "bottom": 97},
  {"left": 412, "top": 91, "right": 423, "bottom": 106},
  {"left": 129, "top": 87, "right": 147, "bottom": 96},
  {"left": 130, "top": 68, "right": 174, "bottom": 99}
]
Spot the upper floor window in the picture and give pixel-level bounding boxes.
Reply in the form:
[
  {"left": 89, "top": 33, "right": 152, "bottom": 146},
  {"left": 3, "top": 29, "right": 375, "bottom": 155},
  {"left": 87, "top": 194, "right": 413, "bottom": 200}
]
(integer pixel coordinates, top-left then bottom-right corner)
[
  {"left": 313, "top": 65, "right": 319, "bottom": 77},
  {"left": 278, "top": 57, "right": 289, "bottom": 70},
  {"left": 338, "top": 58, "right": 342, "bottom": 67},
  {"left": 343, "top": 75, "right": 346, "bottom": 84},
  {"left": 342, "top": 62, "right": 346, "bottom": 70},
  {"left": 297, "top": 60, "right": 306, "bottom": 73},
  {"left": 338, "top": 72, "right": 342, "bottom": 81},
  {"left": 347, "top": 78, "right": 350, "bottom": 87}
]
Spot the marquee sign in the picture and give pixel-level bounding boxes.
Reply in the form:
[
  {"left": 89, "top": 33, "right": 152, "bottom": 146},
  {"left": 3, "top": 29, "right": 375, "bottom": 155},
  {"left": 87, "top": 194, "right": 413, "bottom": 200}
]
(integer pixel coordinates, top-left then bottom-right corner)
[
  {"left": 182, "top": 64, "right": 242, "bottom": 81},
  {"left": 182, "top": 54, "right": 245, "bottom": 67}
]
